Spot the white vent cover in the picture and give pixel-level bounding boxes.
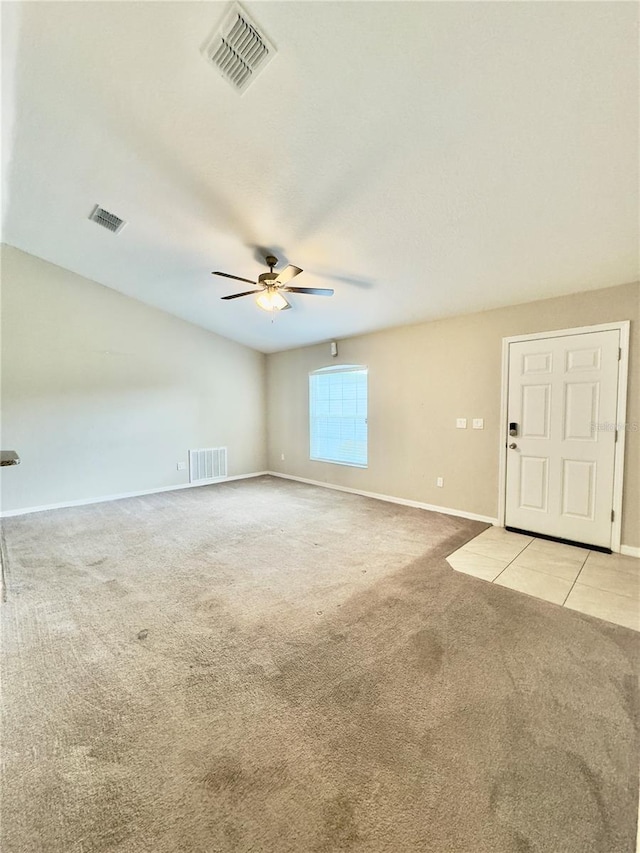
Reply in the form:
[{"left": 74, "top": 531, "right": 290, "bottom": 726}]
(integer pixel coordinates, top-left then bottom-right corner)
[
  {"left": 189, "top": 447, "right": 228, "bottom": 483},
  {"left": 89, "top": 205, "right": 126, "bottom": 234},
  {"left": 201, "top": 3, "right": 276, "bottom": 93}
]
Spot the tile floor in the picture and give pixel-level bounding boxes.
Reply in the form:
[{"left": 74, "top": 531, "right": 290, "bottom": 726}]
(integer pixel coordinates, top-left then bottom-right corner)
[{"left": 447, "top": 527, "right": 640, "bottom": 632}]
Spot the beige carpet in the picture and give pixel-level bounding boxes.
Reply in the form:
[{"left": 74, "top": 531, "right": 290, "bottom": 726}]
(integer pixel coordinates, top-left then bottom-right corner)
[{"left": 1, "top": 476, "right": 638, "bottom": 853}]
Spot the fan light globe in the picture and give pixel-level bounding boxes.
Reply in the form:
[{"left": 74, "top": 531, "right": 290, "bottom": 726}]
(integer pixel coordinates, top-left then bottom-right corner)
[{"left": 256, "top": 289, "right": 287, "bottom": 312}]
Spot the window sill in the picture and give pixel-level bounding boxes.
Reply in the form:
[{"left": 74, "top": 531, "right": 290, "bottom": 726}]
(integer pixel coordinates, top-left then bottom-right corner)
[{"left": 310, "top": 457, "right": 368, "bottom": 469}]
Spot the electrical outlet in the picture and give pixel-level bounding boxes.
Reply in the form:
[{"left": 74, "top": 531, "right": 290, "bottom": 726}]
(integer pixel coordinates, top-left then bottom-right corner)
[
  {"left": 472, "top": 418, "right": 484, "bottom": 430},
  {"left": 436, "top": 477, "right": 444, "bottom": 488},
  {"left": 176, "top": 462, "right": 186, "bottom": 471},
  {"left": 456, "top": 418, "right": 467, "bottom": 429}
]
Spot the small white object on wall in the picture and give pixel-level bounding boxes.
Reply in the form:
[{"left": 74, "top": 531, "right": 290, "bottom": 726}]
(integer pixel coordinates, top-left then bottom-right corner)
[
  {"left": 330, "top": 341, "right": 338, "bottom": 357},
  {"left": 456, "top": 418, "right": 467, "bottom": 429},
  {"left": 472, "top": 418, "right": 484, "bottom": 430}
]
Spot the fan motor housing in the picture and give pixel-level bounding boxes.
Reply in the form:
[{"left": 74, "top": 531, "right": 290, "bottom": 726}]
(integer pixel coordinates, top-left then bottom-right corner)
[{"left": 258, "top": 272, "right": 279, "bottom": 287}]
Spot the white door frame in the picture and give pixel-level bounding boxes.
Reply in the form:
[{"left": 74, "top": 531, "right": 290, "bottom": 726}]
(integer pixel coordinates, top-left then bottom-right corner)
[{"left": 497, "top": 321, "right": 630, "bottom": 552}]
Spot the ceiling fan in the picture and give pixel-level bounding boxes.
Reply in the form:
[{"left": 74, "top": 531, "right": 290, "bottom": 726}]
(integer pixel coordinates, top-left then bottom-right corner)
[{"left": 212, "top": 255, "right": 334, "bottom": 312}]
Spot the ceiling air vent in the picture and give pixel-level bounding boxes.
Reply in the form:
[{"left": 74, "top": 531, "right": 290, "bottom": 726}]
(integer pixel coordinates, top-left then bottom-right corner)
[
  {"left": 201, "top": 2, "right": 276, "bottom": 94},
  {"left": 89, "top": 205, "right": 126, "bottom": 234}
]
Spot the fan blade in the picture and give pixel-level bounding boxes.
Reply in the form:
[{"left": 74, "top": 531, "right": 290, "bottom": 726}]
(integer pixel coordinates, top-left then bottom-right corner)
[
  {"left": 212, "top": 271, "right": 257, "bottom": 285},
  {"left": 281, "top": 297, "right": 292, "bottom": 310},
  {"left": 282, "top": 287, "right": 334, "bottom": 296},
  {"left": 274, "top": 264, "right": 303, "bottom": 285},
  {"left": 221, "top": 290, "right": 264, "bottom": 300}
]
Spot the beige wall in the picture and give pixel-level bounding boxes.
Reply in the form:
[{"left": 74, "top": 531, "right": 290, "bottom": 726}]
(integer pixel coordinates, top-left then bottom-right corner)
[
  {"left": 267, "top": 282, "right": 639, "bottom": 549},
  {"left": 0, "top": 245, "right": 266, "bottom": 512}
]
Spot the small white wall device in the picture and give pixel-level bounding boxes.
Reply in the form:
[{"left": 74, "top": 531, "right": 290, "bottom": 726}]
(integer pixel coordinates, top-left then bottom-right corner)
[{"left": 330, "top": 341, "right": 338, "bottom": 357}]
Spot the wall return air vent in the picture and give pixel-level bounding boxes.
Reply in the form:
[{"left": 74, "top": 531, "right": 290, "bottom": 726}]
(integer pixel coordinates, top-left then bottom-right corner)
[
  {"left": 88, "top": 205, "right": 126, "bottom": 234},
  {"left": 189, "top": 447, "right": 228, "bottom": 483},
  {"left": 201, "top": 2, "right": 276, "bottom": 93}
]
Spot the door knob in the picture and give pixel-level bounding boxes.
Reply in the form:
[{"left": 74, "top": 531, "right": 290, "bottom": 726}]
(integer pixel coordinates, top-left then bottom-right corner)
[{"left": 509, "top": 443, "right": 517, "bottom": 450}]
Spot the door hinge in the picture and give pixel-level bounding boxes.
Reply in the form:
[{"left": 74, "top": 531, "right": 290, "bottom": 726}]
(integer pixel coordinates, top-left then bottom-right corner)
[
  {"left": 611, "top": 509, "right": 615, "bottom": 522},
  {"left": 619, "top": 347, "right": 622, "bottom": 360},
  {"left": 615, "top": 429, "right": 618, "bottom": 443}
]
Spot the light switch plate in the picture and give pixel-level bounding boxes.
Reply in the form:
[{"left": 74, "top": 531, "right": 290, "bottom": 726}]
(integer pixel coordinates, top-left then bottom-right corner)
[
  {"left": 472, "top": 418, "right": 484, "bottom": 430},
  {"left": 456, "top": 418, "right": 467, "bottom": 429},
  {"left": 177, "top": 462, "right": 186, "bottom": 470}
]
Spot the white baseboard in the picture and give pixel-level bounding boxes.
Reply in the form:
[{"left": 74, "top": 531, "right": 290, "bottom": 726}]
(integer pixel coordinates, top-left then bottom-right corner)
[
  {"left": 267, "top": 471, "right": 498, "bottom": 525},
  {"left": 0, "top": 472, "right": 270, "bottom": 518},
  {"left": 620, "top": 545, "right": 640, "bottom": 559},
  {"left": 4, "top": 471, "right": 638, "bottom": 558}
]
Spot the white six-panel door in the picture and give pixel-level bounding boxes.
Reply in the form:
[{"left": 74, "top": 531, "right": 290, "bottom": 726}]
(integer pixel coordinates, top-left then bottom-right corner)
[{"left": 505, "top": 329, "right": 620, "bottom": 549}]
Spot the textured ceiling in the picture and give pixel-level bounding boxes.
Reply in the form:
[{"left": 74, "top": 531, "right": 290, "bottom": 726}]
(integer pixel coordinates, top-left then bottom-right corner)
[{"left": 2, "top": 1, "right": 638, "bottom": 353}]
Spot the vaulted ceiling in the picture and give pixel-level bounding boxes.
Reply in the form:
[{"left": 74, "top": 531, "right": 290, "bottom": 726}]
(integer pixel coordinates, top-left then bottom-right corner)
[{"left": 2, "top": 1, "right": 638, "bottom": 352}]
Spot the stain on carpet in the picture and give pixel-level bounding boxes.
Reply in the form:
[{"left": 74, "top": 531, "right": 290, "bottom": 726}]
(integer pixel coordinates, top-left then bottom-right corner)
[{"left": 316, "top": 794, "right": 360, "bottom": 851}]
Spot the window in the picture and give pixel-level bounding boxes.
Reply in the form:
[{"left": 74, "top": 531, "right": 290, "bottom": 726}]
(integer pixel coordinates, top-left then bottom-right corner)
[{"left": 309, "top": 365, "right": 368, "bottom": 467}]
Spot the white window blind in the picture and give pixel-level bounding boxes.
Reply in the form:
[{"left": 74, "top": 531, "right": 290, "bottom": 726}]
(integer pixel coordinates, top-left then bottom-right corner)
[{"left": 309, "top": 366, "right": 368, "bottom": 467}]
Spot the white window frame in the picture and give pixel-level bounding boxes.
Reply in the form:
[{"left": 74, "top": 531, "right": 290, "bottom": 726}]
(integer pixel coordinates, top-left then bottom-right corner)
[{"left": 309, "top": 364, "right": 368, "bottom": 468}]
